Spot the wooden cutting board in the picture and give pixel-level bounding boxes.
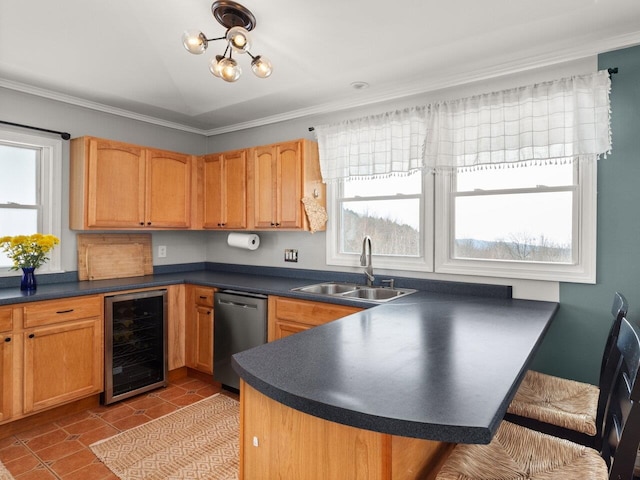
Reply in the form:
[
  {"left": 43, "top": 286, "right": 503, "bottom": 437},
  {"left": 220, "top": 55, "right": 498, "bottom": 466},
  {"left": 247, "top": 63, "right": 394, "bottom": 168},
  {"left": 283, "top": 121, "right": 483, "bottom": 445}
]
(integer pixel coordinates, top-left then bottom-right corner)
[{"left": 77, "top": 234, "right": 153, "bottom": 281}]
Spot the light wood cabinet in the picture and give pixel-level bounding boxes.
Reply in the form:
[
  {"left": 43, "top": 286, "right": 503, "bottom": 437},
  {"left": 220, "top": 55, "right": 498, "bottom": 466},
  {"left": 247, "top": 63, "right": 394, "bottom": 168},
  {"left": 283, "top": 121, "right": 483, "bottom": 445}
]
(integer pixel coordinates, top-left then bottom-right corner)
[
  {"left": 240, "top": 381, "right": 454, "bottom": 480},
  {"left": 0, "top": 307, "right": 13, "bottom": 422},
  {"left": 70, "top": 137, "right": 193, "bottom": 230},
  {"left": 0, "top": 295, "right": 103, "bottom": 424},
  {"left": 200, "top": 150, "right": 248, "bottom": 229},
  {"left": 268, "top": 296, "right": 362, "bottom": 342},
  {"left": 250, "top": 139, "right": 325, "bottom": 231},
  {"left": 186, "top": 286, "right": 215, "bottom": 374}
]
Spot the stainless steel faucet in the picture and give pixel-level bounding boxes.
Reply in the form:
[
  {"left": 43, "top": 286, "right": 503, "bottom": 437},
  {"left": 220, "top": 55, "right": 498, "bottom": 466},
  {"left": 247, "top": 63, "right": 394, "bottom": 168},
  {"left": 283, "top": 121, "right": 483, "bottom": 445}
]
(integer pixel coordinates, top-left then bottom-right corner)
[{"left": 360, "top": 235, "right": 374, "bottom": 286}]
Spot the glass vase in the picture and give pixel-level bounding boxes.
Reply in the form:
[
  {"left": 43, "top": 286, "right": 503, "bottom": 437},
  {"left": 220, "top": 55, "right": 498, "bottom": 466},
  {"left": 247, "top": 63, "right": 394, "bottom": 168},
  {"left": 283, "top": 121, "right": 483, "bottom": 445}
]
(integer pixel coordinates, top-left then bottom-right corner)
[{"left": 20, "top": 267, "right": 37, "bottom": 294}]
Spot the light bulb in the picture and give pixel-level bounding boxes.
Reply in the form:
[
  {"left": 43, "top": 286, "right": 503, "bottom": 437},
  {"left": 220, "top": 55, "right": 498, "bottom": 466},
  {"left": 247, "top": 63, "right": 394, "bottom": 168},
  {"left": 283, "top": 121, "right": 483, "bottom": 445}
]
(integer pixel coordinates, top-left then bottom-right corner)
[
  {"left": 181, "top": 30, "right": 208, "bottom": 54},
  {"left": 218, "top": 57, "right": 242, "bottom": 82},
  {"left": 208, "top": 55, "right": 225, "bottom": 78},
  {"left": 251, "top": 56, "right": 273, "bottom": 78},
  {"left": 226, "top": 26, "right": 252, "bottom": 54}
]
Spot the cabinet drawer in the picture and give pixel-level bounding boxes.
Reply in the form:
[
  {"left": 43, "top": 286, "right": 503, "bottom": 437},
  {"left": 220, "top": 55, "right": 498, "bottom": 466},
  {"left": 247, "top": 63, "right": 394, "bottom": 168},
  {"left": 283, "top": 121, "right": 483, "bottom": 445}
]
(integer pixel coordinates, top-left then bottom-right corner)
[
  {"left": 23, "top": 295, "right": 102, "bottom": 328},
  {"left": 194, "top": 287, "right": 214, "bottom": 307},
  {"left": 0, "top": 307, "right": 12, "bottom": 332},
  {"left": 272, "top": 296, "right": 362, "bottom": 327}
]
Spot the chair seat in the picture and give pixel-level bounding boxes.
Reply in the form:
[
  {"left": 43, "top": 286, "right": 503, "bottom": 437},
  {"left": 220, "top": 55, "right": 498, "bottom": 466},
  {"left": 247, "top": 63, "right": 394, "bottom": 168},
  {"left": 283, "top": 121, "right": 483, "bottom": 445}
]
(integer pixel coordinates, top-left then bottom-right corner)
[
  {"left": 435, "top": 421, "right": 608, "bottom": 480},
  {"left": 508, "top": 370, "right": 600, "bottom": 436}
]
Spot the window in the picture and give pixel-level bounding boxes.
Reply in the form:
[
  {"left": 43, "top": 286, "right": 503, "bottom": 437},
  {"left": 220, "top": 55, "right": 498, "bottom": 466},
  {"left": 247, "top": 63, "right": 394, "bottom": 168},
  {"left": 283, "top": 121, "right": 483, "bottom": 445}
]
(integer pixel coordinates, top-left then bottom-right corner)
[
  {"left": 326, "top": 172, "right": 434, "bottom": 272},
  {"left": 321, "top": 71, "right": 608, "bottom": 283},
  {"left": 0, "top": 129, "right": 62, "bottom": 275},
  {"left": 435, "top": 159, "right": 596, "bottom": 282}
]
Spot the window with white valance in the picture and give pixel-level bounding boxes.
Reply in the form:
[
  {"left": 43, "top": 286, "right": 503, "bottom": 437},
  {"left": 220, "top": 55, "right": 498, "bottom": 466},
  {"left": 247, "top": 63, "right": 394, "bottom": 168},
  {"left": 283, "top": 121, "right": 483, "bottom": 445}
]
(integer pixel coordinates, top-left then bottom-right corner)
[{"left": 318, "top": 70, "right": 612, "bottom": 283}]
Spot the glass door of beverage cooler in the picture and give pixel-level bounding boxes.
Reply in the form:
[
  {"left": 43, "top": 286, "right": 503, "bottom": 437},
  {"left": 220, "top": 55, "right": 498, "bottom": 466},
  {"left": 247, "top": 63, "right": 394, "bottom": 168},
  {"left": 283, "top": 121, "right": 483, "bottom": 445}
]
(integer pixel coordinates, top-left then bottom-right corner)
[{"left": 103, "top": 289, "right": 168, "bottom": 404}]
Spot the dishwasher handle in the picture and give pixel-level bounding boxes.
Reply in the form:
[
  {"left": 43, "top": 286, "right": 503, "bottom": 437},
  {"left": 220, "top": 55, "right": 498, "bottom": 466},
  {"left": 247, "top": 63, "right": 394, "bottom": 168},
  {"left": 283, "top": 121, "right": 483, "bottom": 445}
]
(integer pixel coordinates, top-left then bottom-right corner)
[{"left": 217, "top": 298, "right": 259, "bottom": 309}]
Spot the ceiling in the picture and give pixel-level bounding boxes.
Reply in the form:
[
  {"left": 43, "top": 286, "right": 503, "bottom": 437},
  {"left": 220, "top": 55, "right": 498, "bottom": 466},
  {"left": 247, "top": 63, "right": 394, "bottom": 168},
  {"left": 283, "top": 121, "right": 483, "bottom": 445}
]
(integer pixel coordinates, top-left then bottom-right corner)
[{"left": 1, "top": 1, "right": 640, "bottom": 136}]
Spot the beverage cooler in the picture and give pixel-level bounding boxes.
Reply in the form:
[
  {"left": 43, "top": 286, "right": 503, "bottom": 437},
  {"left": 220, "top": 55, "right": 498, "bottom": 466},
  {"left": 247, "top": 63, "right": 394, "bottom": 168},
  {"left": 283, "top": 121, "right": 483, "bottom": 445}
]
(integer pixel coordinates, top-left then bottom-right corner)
[{"left": 103, "top": 290, "right": 168, "bottom": 404}]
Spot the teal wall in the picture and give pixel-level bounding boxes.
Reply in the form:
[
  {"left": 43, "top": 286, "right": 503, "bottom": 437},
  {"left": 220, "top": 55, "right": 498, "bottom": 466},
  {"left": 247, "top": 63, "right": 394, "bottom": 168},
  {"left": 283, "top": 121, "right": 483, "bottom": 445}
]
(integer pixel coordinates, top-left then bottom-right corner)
[{"left": 531, "top": 45, "right": 640, "bottom": 385}]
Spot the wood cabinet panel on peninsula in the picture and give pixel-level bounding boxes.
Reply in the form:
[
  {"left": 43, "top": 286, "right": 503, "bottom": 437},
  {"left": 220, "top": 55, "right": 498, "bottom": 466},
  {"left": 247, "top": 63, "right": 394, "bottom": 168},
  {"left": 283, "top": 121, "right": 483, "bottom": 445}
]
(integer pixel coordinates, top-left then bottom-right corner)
[
  {"left": 70, "top": 137, "right": 193, "bottom": 230},
  {"left": 268, "top": 296, "right": 362, "bottom": 342},
  {"left": 0, "top": 295, "right": 103, "bottom": 425},
  {"left": 251, "top": 139, "right": 325, "bottom": 230},
  {"left": 240, "top": 381, "right": 453, "bottom": 480}
]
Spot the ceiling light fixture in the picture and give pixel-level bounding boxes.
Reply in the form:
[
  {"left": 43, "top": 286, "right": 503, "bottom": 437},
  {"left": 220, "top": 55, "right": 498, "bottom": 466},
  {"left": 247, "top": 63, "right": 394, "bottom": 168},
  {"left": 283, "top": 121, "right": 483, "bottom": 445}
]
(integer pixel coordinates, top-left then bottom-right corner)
[{"left": 182, "top": 0, "right": 272, "bottom": 83}]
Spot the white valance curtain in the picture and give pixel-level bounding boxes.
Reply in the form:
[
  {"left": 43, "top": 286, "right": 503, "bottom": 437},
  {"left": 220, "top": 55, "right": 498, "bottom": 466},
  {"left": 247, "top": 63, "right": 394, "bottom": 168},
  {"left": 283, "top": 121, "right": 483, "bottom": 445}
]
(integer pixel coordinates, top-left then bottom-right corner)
[
  {"left": 314, "top": 107, "right": 427, "bottom": 182},
  {"left": 314, "top": 70, "right": 612, "bottom": 182}
]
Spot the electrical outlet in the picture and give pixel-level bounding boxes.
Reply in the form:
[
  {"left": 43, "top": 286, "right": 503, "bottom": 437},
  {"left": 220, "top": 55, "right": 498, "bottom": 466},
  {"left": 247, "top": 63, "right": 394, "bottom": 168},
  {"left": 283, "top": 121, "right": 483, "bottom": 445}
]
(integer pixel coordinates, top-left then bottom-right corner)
[
  {"left": 284, "top": 249, "right": 298, "bottom": 262},
  {"left": 158, "top": 245, "right": 167, "bottom": 258}
]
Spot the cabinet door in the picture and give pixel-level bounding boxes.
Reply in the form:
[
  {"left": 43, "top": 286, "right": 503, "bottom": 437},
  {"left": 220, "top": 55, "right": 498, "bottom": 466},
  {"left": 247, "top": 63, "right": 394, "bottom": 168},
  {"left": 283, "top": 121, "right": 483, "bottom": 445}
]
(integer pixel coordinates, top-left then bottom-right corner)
[
  {"left": 193, "top": 305, "right": 214, "bottom": 374},
  {"left": 0, "top": 333, "right": 12, "bottom": 422},
  {"left": 87, "top": 138, "right": 146, "bottom": 228},
  {"left": 253, "top": 145, "right": 278, "bottom": 228},
  {"left": 186, "top": 286, "right": 214, "bottom": 374},
  {"left": 271, "top": 320, "right": 311, "bottom": 341},
  {"left": 268, "top": 296, "right": 363, "bottom": 342},
  {"left": 24, "top": 317, "right": 103, "bottom": 414},
  {"left": 146, "top": 149, "right": 192, "bottom": 228},
  {"left": 277, "top": 141, "right": 303, "bottom": 228},
  {"left": 202, "top": 151, "right": 247, "bottom": 229}
]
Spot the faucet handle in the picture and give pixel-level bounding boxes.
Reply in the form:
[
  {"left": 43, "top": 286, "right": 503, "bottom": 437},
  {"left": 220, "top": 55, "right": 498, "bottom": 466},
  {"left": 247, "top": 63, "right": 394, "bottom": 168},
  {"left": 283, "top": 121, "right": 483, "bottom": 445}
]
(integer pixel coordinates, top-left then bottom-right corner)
[{"left": 381, "top": 279, "right": 395, "bottom": 289}]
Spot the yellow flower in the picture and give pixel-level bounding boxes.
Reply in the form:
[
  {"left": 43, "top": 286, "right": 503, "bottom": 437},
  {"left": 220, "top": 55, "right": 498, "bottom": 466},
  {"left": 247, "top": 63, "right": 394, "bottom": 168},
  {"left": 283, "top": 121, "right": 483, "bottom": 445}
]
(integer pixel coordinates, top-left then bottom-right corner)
[{"left": 0, "top": 234, "right": 60, "bottom": 270}]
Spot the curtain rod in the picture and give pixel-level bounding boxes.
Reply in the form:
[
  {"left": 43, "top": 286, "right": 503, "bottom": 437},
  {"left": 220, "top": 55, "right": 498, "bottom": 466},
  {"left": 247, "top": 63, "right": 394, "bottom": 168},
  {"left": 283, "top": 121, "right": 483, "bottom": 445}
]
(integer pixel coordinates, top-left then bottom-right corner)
[
  {"left": 308, "top": 68, "right": 619, "bottom": 133},
  {"left": 0, "top": 120, "right": 71, "bottom": 140}
]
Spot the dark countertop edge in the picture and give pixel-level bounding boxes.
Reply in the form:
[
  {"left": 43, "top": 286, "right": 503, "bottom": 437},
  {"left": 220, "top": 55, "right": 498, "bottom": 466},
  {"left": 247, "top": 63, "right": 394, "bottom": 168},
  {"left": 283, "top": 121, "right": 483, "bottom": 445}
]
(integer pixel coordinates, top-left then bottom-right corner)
[
  {"left": 232, "top": 356, "right": 494, "bottom": 444},
  {"left": 0, "top": 262, "right": 513, "bottom": 306},
  {"left": 231, "top": 298, "right": 559, "bottom": 444}
]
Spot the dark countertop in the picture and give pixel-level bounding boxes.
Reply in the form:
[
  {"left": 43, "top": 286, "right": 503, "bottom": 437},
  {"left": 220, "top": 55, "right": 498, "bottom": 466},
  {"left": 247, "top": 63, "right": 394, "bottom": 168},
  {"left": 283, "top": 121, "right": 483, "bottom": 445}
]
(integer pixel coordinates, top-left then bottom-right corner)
[
  {"left": 232, "top": 293, "right": 558, "bottom": 444},
  {"left": 0, "top": 263, "right": 557, "bottom": 444}
]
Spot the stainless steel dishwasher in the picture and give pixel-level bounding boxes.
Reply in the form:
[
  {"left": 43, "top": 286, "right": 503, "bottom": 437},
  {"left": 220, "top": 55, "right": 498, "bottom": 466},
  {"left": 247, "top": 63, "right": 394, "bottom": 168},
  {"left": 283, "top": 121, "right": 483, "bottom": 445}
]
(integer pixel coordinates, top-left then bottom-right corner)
[{"left": 214, "top": 290, "right": 268, "bottom": 389}]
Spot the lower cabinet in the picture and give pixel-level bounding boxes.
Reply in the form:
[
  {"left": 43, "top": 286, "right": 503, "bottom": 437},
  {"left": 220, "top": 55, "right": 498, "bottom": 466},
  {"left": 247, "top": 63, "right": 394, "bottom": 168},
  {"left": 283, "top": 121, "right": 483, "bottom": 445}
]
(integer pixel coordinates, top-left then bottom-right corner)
[
  {"left": 0, "top": 306, "right": 13, "bottom": 422},
  {"left": 24, "top": 318, "right": 103, "bottom": 414},
  {"left": 268, "top": 296, "right": 363, "bottom": 342},
  {"left": 0, "top": 295, "right": 104, "bottom": 425},
  {"left": 186, "top": 286, "right": 215, "bottom": 374}
]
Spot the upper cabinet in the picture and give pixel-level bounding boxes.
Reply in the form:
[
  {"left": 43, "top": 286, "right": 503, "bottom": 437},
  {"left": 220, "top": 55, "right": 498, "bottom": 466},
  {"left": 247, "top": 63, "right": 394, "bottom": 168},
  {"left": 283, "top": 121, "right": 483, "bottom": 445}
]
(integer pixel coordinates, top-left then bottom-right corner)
[
  {"left": 250, "top": 139, "right": 325, "bottom": 231},
  {"left": 198, "top": 149, "right": 248, "bottom": 230},
  {"left": 70, "top": 137, "right": 193, "bottom": 230},
  {"left": 69, "top": 136, "right": 324, "bottom": 232}
]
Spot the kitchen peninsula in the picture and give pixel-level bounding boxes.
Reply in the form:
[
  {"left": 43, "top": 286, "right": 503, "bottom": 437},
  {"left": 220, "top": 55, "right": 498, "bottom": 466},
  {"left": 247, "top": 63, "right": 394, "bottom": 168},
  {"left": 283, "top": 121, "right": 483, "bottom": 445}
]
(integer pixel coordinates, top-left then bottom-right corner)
[
  {"left": 0, "top": 263, "right": 557, "bottom": 479},
  {"left": 233, "top": 295, "right": 558, "bottom": 479}
]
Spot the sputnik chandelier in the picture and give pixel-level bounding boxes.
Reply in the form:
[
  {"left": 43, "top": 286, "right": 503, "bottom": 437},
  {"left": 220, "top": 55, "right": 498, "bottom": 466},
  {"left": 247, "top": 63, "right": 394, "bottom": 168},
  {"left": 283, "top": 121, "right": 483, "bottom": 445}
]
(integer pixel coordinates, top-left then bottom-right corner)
[{"left": 182, "top": 0, "right": 272, "bottom": 82}]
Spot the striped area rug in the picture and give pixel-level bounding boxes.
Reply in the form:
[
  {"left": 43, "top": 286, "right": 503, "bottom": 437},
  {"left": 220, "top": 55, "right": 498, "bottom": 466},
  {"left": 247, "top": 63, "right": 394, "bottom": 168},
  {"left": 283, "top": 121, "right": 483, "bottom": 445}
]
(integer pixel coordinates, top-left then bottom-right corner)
[
  {"left": 0, "top": 461, "right": 14, "bottom": 480},
  {"left": 91, "top": 394, "right": 239, "bottom": 480}
]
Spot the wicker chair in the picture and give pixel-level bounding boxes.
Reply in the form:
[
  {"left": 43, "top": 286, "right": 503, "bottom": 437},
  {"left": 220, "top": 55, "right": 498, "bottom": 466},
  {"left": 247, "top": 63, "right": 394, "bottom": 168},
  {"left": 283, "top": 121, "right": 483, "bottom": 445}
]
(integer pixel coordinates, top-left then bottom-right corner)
[
  {"left": 505, "top": 292, "right": 629, "bottom": 449},
  {"left": 435, "top": 315, "right": 640, "bottom": 480}
]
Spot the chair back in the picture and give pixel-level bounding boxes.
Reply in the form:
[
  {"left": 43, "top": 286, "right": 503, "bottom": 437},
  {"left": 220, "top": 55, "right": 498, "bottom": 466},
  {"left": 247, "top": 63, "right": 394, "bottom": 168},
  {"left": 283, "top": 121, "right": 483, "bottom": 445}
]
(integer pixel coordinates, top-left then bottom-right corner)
[
  {"left": 593, "top": 292, "right": 630, "bottom": 449},
  {"left": 601, "top": 292, "right": 629, "bottom": 377},
  {"left": 601, "top": 315, "right": 640, "bottom": 478}
]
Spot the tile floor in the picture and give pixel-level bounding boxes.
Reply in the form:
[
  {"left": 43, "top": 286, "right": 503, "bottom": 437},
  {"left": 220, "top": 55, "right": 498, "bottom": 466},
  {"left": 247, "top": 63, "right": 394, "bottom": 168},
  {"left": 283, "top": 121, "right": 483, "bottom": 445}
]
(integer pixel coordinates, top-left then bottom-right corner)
[{"left": 0, "top": 377, "right": 234, "bottom": 479}]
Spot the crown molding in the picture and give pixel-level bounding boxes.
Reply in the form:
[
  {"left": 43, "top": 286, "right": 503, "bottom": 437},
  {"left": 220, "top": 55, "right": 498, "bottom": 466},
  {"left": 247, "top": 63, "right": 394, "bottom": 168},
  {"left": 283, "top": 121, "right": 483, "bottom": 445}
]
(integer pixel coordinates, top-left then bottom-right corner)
[{"left": 0, "top": 78, "right": 209, "bottom": 135}]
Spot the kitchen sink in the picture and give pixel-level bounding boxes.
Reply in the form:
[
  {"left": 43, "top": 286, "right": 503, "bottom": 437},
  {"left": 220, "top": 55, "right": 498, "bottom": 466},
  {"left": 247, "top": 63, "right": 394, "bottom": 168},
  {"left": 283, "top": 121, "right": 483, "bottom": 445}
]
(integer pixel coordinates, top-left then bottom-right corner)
[{"left": 291, "top": 282, "right": 416, "bottom": 303}]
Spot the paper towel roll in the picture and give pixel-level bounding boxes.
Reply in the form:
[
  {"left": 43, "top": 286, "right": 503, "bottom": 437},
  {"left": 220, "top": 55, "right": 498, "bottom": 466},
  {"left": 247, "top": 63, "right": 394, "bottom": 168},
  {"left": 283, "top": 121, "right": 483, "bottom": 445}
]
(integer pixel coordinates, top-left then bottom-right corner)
[{"left": 227, "top": 233, "right": 260, "bottom": 250}]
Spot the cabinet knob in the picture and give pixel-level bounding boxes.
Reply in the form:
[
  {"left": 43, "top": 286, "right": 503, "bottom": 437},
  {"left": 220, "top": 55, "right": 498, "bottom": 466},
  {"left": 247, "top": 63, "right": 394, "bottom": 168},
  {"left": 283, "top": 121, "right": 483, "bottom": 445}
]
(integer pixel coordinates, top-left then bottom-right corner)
[
  {"left": 147, "top": 222, "right": 152, "bottom": 226},
  {"left": 28, "top": 333, "right": 35, "bottom": 339},
  {"left": 139, "top": 222, "right": 144, "bottom": 226},
  {"left": 4, "top": 337, "right": 10, "bottom": 343}
]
